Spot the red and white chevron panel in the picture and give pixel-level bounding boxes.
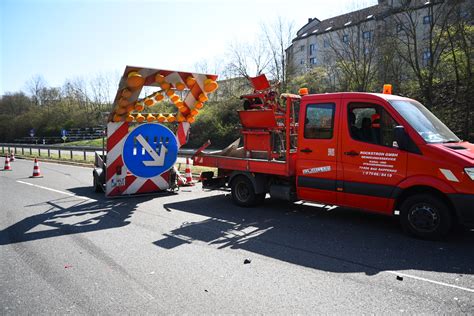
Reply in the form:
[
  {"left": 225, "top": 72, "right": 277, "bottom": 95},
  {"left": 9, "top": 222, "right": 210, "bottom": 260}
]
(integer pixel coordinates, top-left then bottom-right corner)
[{"left": 106, "top": 121, "right": 190, "bottom": 197}]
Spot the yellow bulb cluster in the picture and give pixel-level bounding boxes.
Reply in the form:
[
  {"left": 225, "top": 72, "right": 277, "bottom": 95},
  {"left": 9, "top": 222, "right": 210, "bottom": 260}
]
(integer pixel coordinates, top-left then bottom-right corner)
[{"left": 120, "top": 113, "right": 177, "bottom": 123}]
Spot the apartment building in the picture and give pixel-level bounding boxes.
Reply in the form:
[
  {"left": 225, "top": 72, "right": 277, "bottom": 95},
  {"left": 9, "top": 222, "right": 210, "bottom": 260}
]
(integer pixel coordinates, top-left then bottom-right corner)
[{"left": 286, "top": 0, "right": 472, "bottom": 76}]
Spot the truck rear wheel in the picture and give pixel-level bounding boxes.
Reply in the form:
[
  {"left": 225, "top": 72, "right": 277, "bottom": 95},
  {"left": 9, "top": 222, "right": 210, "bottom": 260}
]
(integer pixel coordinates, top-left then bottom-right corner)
[
  {"left": 400, "top": 194, "right": 453, "bottom": 240},
  {"left": 231, "top": 176, "right": 265, "bottom": 207}
]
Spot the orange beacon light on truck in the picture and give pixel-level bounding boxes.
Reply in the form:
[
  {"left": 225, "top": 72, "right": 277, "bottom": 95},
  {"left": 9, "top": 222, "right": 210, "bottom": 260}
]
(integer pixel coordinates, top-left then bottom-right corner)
[
  {"left": 383, "top": 84, "right": 392, "bottom": 94},
  {"left": 298, "top": 88, "right": 309, "bottom": 95}
]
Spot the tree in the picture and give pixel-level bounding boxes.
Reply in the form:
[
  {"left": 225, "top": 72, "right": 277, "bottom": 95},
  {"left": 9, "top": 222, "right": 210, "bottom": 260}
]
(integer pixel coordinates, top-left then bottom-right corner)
[
  {"left": 261, "top": 17, "right": 295, "bottom": 90},
  {"left": 324, "top": 20, "right": 378, "bottom": 91},
  {"left": 391, "top": 0, "right": 459, "bottom": 108},
  {"left": 440, "top": 12, "right": 473, "bottom": 140},
  {"left": 26, "top": 75, "right": 47, "bottom": 106},
  {"left": 227, "top": 40, "right": 272, "bottom": 79}
]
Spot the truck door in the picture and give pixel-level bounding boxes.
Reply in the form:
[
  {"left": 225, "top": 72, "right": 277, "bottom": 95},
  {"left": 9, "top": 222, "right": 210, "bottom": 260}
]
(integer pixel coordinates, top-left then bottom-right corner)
[
  {"left": 296, "top": 98, "right": 340, "bottom": 205},
  {"left": 340, "top": 100, "right": 407, "bottom": 214}
]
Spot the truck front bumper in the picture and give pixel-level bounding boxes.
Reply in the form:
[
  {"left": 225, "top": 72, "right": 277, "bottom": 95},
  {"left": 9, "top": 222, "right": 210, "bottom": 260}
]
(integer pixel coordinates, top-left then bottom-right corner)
[{"left": 449, "top": 194, "right": 474, "bottom": 227}]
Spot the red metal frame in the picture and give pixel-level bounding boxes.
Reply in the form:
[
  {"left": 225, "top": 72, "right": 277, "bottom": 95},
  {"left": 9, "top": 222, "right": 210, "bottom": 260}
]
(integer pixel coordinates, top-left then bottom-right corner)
[{"left": 194, "top": 94, "right": 300, "bottom": 177}]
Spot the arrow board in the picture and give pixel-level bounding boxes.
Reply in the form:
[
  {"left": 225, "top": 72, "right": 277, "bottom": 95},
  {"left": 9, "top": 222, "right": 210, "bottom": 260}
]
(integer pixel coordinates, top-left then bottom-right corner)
[{"left": 122, "top": 123, "right": 178, "bottom": 178}]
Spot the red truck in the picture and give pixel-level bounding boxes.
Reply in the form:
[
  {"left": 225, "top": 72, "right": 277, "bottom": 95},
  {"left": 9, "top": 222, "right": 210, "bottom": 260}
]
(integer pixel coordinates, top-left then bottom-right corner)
[{"left": 193, "top": 76, "right": 474, "bottom": 240}]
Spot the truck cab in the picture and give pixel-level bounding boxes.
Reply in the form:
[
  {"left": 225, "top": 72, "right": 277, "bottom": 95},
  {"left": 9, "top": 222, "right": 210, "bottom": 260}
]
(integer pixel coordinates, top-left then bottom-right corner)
[{"left": 297, "top": 92, "right": 474, "bottom": 238}]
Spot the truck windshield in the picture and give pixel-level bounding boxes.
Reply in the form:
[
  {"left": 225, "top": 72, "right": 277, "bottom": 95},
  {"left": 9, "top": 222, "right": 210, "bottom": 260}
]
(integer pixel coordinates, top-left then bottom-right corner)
[{"left": 390, "top": 99, "right": 460, "bottom": 143}]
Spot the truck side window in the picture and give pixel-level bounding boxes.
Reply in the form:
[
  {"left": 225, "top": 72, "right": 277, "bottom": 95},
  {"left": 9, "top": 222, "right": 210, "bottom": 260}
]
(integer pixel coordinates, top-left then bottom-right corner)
[
  {"left": 304, "top": 103, "right": 335, "bottom": 139},
  {"left": 348, "top": 103, "right": 398, "bottom": 147}
]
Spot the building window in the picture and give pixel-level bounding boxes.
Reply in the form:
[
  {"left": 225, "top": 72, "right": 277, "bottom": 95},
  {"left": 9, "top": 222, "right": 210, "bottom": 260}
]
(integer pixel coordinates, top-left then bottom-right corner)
[
  {"left": 362, "top": 31, "right": 373, "bottom": 41},
  {"left": 423, "top": 15, "right": 432, "bottom": 24},
  {"left": 310, "top": 57, "right": 317, "bottom": 65},
  {"left": 309, "top": 44, "right": 316, "bottom": 55},
  {"left": 300, "top": 45, "right": 305, "bottom": 52},
  {"left": 422, "top": 48, "right": 431, "bottom": 65},
  {"left": 304, "top": 103, "right": 336, "bottom": 139},
  {"left": 342, "top": 34, "right": 349, "bottom": 43},
  {"left": 300, "top": 59, "right": 304, "bottom": 65},
  {"left": 323, "top": 39, "right": 329, "bottom": 48}
]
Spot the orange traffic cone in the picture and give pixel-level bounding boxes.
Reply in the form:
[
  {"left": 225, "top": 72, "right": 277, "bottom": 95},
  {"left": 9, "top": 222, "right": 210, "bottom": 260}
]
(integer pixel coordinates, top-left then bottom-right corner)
[
  {"left": 3, "top": 155, "right": 12, "bottom": 171},
  {"left": 30, "top": 158, "right": 43, "bottom": 178},
  {"left": 10, "top": 152, "right": 15, "bottom": 162},
  {"left": 184, "top": 158, "right": 194, "bottom": 186}
]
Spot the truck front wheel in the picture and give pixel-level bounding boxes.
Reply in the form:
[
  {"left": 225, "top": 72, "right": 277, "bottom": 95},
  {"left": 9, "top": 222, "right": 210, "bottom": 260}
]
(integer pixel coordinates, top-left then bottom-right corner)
[
  {"left": 400, "top": 194, "right": 453, "bottom": 240},
  {"left": 230, "top": 176, "right": 265, "bottom": 207}
]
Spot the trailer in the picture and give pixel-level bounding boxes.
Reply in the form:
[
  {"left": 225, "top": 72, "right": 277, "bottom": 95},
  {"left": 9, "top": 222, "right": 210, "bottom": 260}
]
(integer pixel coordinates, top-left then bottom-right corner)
[
  {"left": 194, "top": 75, "right": 474, "bottom": 239},
  {"left": 93, "top": 66, "right": 218, "bottom": 197}
]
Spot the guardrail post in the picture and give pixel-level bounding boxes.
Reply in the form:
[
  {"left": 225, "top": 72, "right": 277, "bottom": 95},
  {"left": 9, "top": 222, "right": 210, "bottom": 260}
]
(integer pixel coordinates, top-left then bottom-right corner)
[
  {"left": 59, "top": 149, "right": 61, "bottom": 159},
  {"left": 48, "top": 148, "right": 50, "bottom": 157},
  {"left": 14, "top": 147, "right": 17, "bottom": 154},
  {"left": 29, "top": 147, "right": 32, "bottom": 155},
  {"left": 70, "top": 150, "right": 73, "bottom": 160},
  {"left": 22, "top": 147, "right": 24, "bottom": 155},
  {"left": 83, "top": 150, "right": 86, "bottom": 161},
  {"left": 39, "top": 148, "right": 41, "bottom": 157}
]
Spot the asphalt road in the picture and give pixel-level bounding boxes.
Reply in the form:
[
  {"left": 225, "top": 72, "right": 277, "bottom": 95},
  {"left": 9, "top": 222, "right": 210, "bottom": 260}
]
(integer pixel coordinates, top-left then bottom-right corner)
[{"left": 1, "top": 159, "right": 473, "bottom": 314}]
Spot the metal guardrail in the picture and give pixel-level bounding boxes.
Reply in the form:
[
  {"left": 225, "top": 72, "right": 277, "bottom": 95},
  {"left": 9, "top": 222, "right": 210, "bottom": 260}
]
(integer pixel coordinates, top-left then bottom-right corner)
[{"left": 0, "top": 142, "right": 196, "bottom": 162}]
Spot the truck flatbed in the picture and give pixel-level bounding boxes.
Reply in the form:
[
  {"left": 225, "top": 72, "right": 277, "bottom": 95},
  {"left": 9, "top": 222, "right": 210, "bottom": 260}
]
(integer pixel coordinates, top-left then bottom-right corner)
[{"left": 194, "top": 151, "right": 297, "bottom": 177}]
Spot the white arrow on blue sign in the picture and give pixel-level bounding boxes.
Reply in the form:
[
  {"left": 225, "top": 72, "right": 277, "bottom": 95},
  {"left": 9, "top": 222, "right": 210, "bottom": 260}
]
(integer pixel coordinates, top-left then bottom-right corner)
[{"left": 122, "top": 123, "right": 178, "bottom": 178}]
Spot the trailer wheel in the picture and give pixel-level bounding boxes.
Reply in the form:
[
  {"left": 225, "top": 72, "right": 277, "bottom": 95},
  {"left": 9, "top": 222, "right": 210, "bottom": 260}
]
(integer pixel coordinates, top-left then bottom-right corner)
[
  {"left": 231, "top": 176, "right": 265, "bottom": 207},
  {"left": 93, "top": 172, "right": 103, "bottom": 193},
  {"left": 400, "top": 194, "right": 452, "bottom": 240}
]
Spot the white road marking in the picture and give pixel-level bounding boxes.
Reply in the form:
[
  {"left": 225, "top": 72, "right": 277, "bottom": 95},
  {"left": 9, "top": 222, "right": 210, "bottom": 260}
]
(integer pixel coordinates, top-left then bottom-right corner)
[
  {"left": 386, "top": 270, "right": 474, "bottom": 293},
  {"left": 16, "top": 180, "right": 96, "bottom": 201}
]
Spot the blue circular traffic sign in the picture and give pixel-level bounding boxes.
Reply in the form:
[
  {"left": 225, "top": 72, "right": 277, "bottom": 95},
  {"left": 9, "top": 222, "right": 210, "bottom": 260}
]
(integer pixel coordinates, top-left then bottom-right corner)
[{"left": 122, "top": 123, "right": 178, "bottom": 178}]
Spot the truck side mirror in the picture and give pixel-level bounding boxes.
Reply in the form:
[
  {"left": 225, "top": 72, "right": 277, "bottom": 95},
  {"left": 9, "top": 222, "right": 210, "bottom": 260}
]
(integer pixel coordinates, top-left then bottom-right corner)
[{"left": 394, "top": 126, "right": 408, "bottom": 150}]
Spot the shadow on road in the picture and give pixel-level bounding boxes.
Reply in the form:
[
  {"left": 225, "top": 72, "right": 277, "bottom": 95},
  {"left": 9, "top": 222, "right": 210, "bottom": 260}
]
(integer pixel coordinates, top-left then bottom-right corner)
[
  {"left": 157, "top": 194, "right": 474, "bottom": 276},
  {"left": 0, "top": 188, "right": 165, "bottom": 246}
]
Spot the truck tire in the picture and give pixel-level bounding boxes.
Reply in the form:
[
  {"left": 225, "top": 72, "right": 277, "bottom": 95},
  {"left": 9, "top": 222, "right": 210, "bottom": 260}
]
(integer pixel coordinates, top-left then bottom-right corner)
[
  {"left": 400, "top": 194, "right": 453, "bottom": 240},
  {"left": 231, "top": 176, "right": 265, "bottom": 207}
]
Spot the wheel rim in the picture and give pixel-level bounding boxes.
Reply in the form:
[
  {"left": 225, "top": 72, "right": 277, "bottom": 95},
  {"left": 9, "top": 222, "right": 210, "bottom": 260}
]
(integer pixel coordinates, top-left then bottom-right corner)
[
  {"left": 235, "top": 181, "right": 250, "bottom": 202},
  {"left": 408, "top": 203, "right": 440, "bottom": 233}
]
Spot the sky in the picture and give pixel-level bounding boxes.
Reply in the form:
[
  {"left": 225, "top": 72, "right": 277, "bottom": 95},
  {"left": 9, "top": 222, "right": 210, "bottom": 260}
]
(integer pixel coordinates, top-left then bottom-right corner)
[{"left": 0, "top": 0, "right": 377, "bottom": 95}]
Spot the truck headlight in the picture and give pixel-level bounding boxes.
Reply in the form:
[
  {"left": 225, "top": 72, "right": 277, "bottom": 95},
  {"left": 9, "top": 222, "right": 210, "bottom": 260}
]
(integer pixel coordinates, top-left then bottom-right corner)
[{"left": 465, "top": 168, "right": 474, "bottom": 180}]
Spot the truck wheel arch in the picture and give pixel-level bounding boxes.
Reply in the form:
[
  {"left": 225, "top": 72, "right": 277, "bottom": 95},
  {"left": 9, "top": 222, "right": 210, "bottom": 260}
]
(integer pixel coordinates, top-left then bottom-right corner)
[
  {"left": 394, "top": 185, "right": 457, "bottom": 222},
  {"left": 228, "top": 171, "right": 267, "bottom": 194}
]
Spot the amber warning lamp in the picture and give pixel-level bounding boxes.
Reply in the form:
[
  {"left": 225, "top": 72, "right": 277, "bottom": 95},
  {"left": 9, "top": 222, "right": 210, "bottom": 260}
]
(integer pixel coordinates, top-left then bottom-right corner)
[
  {"left": 383, "top": 84, "right": 392, "bottom": 94},
  {"left": 298, "top": 87, "right": 309, "bottom": 96}
]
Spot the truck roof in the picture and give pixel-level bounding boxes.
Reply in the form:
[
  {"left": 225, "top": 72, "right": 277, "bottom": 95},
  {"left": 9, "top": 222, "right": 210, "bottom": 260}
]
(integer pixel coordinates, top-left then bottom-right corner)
[{"left": 303, "top": 92, "right": 411, "bottom": 102}]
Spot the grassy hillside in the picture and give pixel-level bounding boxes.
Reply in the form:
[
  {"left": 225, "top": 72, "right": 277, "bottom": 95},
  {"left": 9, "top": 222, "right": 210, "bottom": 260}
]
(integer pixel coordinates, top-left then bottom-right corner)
[{"left": 60, "top": 138, "right": 105, "bottom": 147}]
